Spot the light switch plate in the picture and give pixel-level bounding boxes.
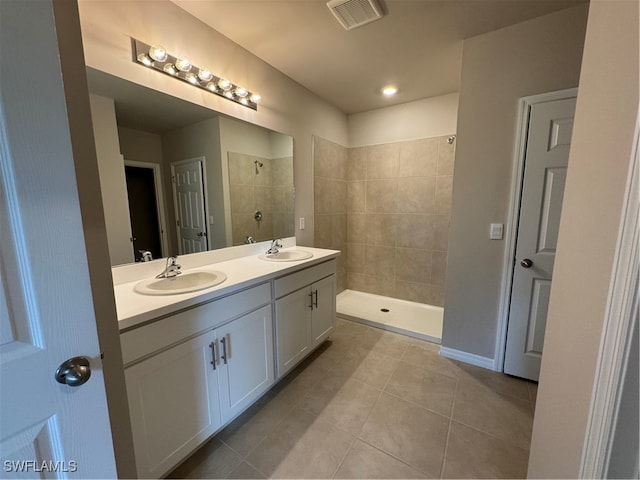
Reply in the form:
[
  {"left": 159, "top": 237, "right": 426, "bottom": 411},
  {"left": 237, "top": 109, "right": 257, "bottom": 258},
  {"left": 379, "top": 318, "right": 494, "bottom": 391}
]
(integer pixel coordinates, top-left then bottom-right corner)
[{"left": 490, "top": 223, "right": 503, "bottom": 240}]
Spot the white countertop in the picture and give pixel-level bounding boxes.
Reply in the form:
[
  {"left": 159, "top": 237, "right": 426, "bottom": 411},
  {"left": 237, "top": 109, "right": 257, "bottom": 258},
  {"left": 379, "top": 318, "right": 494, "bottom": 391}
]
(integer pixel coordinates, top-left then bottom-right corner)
[{"left": 114, "top": 246, "right": 340, "bottom": 331}]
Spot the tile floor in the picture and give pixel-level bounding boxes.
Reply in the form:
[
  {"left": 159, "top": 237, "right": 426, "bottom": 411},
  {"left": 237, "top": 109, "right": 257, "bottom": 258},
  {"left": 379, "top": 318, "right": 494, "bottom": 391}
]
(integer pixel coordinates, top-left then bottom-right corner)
[{"left": 169, "top": 318, "right": 537, "bottom": 479}]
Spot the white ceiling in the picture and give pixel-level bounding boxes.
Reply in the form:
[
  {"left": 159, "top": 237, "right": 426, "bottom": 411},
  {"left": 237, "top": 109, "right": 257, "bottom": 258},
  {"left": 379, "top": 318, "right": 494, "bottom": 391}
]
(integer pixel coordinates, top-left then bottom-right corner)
[{"left": 172, "top": 0, "right": 587, "bottom": 114}]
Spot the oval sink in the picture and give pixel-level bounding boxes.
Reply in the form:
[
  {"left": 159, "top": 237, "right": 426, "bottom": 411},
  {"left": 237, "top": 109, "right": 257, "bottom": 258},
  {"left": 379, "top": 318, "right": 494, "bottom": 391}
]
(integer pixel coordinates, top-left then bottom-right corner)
[
  {"left": 258, "top": 250, "right": 313, "bottom": 262},
  {"left": 134, "top": 270, "right": 227, "bottom": 296}
]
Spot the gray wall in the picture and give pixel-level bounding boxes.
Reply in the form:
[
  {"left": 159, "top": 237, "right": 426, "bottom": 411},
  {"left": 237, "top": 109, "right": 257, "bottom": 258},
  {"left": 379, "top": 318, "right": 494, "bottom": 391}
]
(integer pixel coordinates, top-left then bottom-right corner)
[
  {"left": 118, "top": 126, "right": 163, "bottom": 165},
  {"left": 442, "top": 5, "right": 589, "bottom": 359}
]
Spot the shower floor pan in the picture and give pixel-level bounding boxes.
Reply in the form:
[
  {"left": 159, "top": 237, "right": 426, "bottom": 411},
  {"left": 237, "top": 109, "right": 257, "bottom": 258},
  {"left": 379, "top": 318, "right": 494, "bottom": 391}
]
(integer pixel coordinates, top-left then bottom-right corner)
[{"left": 336, "top": 289, "right": 442, "bottom": 344}]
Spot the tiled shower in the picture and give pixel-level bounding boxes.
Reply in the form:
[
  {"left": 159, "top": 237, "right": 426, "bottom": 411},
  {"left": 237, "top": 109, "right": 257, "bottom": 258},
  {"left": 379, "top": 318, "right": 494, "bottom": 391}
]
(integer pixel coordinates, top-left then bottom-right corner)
[{"left": 313, "top": 135, "right": 455, "bottom": 313}]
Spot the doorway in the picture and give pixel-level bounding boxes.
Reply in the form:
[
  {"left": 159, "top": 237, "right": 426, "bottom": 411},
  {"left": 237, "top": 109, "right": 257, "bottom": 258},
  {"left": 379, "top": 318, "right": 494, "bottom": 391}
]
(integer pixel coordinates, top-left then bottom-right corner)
[
  {"left": 124, "top": 160, "right": 168, "bottom": 262},
  {"left": 500, "top": 89, "right": 577, "bottom": 381},
  {"left": 171, "top": 157, "right": 209, "bottom": 254}
]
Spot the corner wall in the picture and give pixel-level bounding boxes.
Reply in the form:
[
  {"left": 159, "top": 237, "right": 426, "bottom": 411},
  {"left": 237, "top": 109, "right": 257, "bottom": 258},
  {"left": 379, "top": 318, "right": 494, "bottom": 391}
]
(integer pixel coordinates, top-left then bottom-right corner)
[{"left": 442, "top": 5, "right": 589, "bottom": 359}]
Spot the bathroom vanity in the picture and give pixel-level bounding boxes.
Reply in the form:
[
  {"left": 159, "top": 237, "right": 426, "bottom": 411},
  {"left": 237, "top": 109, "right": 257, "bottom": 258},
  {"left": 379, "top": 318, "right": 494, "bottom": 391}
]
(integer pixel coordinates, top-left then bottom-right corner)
[{"left": 114, "top": 242, "right": 338, "bottom": 478}]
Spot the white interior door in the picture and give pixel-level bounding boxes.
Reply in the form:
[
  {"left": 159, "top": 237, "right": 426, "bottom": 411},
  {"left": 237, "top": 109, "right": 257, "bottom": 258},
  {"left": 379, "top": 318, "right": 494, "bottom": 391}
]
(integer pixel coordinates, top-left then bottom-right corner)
[
  {"left": 504, "top": 96, "right": 577, "bottom": 380},
  {"left": 171, "top": 158, "right": 208, "bottom": 254},
  {"left": 0, "top": 0, "right": 117, "bottom": 477}
]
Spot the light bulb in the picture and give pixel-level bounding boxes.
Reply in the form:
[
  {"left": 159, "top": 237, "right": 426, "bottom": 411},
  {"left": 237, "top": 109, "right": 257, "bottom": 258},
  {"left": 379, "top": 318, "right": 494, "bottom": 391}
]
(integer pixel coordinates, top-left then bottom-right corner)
[
  {"left": 218, "top": 78, "right": 232, "bottom": 91},
  {"left": 148, "top": 45, "right": 167, "bottom": 62},
  {"left": 224, "top": 91, "right": 234, "bottom": 99},
  {"left": 381, "top": 85, "right": 398, "bottom": 96},
  {"left": 198, "top": 67, "right": 213, "bottom": 82},
  {"left": 185, "top": 72, "right": 198, "bottom": 84},
  {"left": 234, "top": 87, "right": 248, "bottom": 98},
  {"left": 137, "top": 53, "right": 153, "bottom": 66},
  {"left": 249, "top": 93, "right": 261, "bottom": 104},
  {"left": 175, "top": 57, "right": 191, "bottom": 72},
  {"left": 206, "top": 82, "right": 217, "bottom": 92},
  {"left": 240, "top": 98, "right": 249, "bottom": 105},
  {"left": 163, "top": 63, "right": 177, "bottom": 75}
]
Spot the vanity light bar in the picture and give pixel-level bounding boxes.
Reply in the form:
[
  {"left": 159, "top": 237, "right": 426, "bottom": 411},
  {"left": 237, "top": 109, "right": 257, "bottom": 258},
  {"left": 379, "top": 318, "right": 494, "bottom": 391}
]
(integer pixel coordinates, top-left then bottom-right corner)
[{"left": 132, "top": 39, "right": 260, "bottom": 111}]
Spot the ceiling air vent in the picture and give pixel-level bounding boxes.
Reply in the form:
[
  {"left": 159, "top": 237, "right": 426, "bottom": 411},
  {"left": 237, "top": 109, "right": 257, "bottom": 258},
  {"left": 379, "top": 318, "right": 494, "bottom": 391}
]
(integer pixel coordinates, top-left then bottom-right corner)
[{"left": 327, "top": 0, "right": 384, "bottom": 31}]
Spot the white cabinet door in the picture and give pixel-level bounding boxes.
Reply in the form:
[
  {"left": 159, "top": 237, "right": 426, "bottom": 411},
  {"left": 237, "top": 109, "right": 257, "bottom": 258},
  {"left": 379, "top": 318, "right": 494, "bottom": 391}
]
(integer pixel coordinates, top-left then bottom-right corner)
[
  {"left": 311, "top": 274, "right": 336, "bottom": 347},
  {"left": 217, "top": 305, "right": 275, "bottom": 422},
  {"left": 125, "top": 333, "right": 221, "bottom": 479},
  {"left": 275, "top": 288, "right": 313, "bottom": 377}
]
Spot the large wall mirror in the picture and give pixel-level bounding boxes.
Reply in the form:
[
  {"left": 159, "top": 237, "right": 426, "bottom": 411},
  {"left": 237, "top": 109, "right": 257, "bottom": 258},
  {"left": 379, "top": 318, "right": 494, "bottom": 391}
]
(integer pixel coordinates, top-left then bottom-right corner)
[{"left": 86, "top": 68, "right": 294, "bottom": 266}]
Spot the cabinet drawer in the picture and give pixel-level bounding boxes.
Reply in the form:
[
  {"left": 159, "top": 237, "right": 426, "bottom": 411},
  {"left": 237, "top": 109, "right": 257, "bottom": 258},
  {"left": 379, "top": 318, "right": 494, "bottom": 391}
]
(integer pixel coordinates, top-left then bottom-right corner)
[
  {"left": 274, "top": 260, "right": 336, "bottom": 299},
  {"left": 121, "top": 282, "right": 271, "bottom": 365}
]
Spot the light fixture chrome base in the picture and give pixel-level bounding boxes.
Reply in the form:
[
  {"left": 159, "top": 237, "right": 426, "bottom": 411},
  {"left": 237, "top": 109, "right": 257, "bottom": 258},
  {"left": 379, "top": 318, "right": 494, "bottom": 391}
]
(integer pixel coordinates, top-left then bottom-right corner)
[{"left": 132, "top": 38, "right": 259, "bottom": 111}]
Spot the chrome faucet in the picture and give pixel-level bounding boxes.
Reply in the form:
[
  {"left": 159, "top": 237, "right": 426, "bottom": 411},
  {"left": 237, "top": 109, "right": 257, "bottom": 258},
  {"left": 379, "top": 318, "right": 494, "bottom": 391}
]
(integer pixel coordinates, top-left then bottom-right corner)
[
  {"left": 266, "top": 239, "right": 283, "bottom": 255},
  {"left": 156, "top": 256, "right": 181, "bottom": 279}
]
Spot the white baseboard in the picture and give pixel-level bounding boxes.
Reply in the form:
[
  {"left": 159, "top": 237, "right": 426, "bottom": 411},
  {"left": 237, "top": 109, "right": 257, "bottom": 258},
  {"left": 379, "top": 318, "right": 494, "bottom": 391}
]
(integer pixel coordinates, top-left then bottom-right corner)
[{"left": 439, "top": 346, "right": 498, "bottom": 371}]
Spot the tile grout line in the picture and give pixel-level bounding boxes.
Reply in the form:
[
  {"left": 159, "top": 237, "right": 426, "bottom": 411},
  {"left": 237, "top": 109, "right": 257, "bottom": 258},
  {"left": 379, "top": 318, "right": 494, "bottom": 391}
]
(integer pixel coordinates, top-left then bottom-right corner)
[{"left": 439, "top": 373, "right": 459, "bottom": 479}]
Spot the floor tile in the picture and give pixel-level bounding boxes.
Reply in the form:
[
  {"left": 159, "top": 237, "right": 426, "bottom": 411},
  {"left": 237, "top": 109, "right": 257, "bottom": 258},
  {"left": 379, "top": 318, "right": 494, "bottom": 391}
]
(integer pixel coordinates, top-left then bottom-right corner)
[
  {"left": 442, "top": 421, "right": 529, "bottom": 479},
  {"left": 401, "top": 344, "right": 461, "bottom": 379},
  {"left": 167, "top": 438, "right": 242, "bottom": 479},
  {"left": 330, "top": 347, "right": 402, "bottom": 390},
  {"left": 300, "top": 375, "right": 380, "bottom": 435},
  {"left": 453, "top": 374, "right": 534, "bottom": 450},
  {"left": 384, "top": 361, "right": 457, "bottom": 417},
  {"left": 359, "top": 392, "right": 449, "bottom": 477},
  {"left": 334, "top": 439, "right": 427, "bottom": 479},
  {"left": 457, "top": 363, "right": 531, "bottom": 400},
  {"left": 246, "top": 407, "right": 354, "bottom": 478},
  {"left": 226, "top": 461, "right": 266, "bottom": 479}
]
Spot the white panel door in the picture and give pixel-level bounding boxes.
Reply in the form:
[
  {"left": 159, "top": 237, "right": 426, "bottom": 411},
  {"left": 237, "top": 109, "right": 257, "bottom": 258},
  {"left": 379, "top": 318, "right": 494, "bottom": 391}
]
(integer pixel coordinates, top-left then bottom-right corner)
[
  {"left": 171, "top": 158, "right": 208, "bottom": 254},
  {"left": 217, "top": 305, "right": 274, "bottom": 422},
  {"left": 0, "top": 0, "right": 117, "bottom": 477},
  {"left": 504, "top": 97, "right": 577, "bottom": 380}
]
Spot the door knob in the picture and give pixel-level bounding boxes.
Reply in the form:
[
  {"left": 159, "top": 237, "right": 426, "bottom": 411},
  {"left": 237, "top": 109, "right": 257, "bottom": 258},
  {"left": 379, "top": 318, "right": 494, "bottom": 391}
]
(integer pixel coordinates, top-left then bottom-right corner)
[
  {"left": 55, "top": 356, "right": 91, "bottom": 387},
  {"left": 520, "top": 258, "right": 533, "bottom": 268}
]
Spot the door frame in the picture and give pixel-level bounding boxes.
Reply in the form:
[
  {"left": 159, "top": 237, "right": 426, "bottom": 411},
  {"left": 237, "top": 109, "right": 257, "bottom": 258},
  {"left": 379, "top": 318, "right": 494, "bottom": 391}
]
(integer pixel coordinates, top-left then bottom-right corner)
[
  {"left": 170, "top": 156, "right": 210, "bottom": 253},
  {"left": 494, "top": 88, "right": 578, "bottom": 372},
  {"left": 124, "top": 159, "right": 169, "bottom": 258}
]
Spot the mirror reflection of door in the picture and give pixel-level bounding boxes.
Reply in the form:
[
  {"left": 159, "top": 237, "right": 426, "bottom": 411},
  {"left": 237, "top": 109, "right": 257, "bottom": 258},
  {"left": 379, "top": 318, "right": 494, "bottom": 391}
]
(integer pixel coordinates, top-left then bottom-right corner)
[
  {"left": 124, "top": 161, "right": 165, "bottom": 261},
  {"left": 171, "top": 157, "right": 209, "bottom": 254}
]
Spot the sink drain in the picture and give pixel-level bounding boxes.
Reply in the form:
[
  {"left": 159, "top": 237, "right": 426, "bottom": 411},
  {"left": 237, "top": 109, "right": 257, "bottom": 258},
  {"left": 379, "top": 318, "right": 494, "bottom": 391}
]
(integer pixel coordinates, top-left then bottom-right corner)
[{"left": 380, "top": 308, "right": 390, "bottom": 313}]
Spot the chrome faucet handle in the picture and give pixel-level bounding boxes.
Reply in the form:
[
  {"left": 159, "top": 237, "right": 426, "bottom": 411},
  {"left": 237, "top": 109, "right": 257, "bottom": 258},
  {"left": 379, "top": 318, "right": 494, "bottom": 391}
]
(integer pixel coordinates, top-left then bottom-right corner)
[{"left": 156, "top": 256, "right": 181, "bottom": 278}]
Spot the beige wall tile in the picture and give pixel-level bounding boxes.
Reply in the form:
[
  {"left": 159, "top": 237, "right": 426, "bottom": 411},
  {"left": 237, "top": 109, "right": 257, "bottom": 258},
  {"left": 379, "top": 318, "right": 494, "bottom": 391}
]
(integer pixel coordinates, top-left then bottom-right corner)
[
  {"left": 367, "top": 143, "right": 399, "bottom": 179},
  {"left": 228, "top": 153, "right": 253, "bottom": 185},
  {"left": 366, "top": 179, "right": 398, "bottom": 213},
  {"left": 348, "top": 213, "right": 366, "bottom": 243},
  {"left": 253, "top": 186, "right": 273, "bottom": 213},
  {"left": 399, "top": 137, "right": 439, "bottom": 177},
  {"left": 331, "top": 213, "right": 347, "bottom": 249},
  {"left": 364, "top": 274, "right": 396, "bottom": 297},
  {"left": 348, "top": 147, "right": 367, "bottom": 181},
  {"left": 347, "top": 243, "right": 366, "bottom": 274},
  {"left": 253, "top": 158, "right": 272, "bottom": 186},
  {"left": 431, "top": 251, "right": 448, "bottom": 286},
  {"left": 395, "top": 280, "right": 429, "bottom": 304},
  {"left": 365, "top": 245, "right": 396, "bottom": 277},
  {"left": 397, "top": 176, "right": 436, "bottom": 214},
  {"left": 366, "top": 214, "right": 397, "bottom": 246},
  {"left": 314, "top": 214, "right": 332, "bottom": 248},
  {"left": 255, "top": 214, "right": 273, "bottom": 241},
  {"left": 433, "top": 214, "right": 450, "bottom": 251},
  {"left": 396, "top": 214, "right": 434, "bottom": 249},
  {"left": 437, "top": 137, "right": 455, "bottom": 175},
  {"left": 396, "top": 247, "right": 431, "bottom": 283},
  {"left": 314, "top": 137, "right": 333, "bottom": 179},
  {"left": 230, "top": 184, "right": 254, "bottom": 213},
  {"left": 347, "top": 272, "right": 366, "bottom": 291},
  {"left": 435, "top": 175, "right": 453, "bottom": 214},
  {"left": 330, "top": 179, "right": 348, "bottom": 214},
  {"left": 231, "top": 214, "right": 256, "bottom": 245},
  {"left": 347, "top": 181, "right": 366, "bottom": 213},
  {"left": 314, "top": 176, "right": 333, "bottom": 214},
  {"left": 425, "top": 284, "right": 444, "bottom": 307}
]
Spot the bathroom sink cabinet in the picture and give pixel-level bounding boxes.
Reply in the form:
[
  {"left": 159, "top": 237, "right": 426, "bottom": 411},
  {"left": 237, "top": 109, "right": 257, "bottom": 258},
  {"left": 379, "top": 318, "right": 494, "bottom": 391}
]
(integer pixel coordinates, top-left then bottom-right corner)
[
  {"left": 118, "top": 256, "right": 337, "bottom": 478},
  {"left": 121, "top": 283, "right": 274, "bottom": 479},
  {"left": 274, "top": 260, "right": 336, "bottom": 377}
]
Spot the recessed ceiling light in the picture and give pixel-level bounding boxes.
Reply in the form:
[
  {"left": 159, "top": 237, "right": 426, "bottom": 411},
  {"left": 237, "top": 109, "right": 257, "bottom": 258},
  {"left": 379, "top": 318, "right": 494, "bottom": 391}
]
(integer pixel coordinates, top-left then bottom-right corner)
[{"left": 382, "top": 85, "right": 398, "bottom": 96}]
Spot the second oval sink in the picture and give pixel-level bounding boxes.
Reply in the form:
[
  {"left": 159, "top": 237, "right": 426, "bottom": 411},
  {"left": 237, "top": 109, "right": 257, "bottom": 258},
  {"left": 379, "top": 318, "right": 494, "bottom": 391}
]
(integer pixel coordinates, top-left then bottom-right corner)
[
  {"left": 259, "top": 250, "right": 313, "bottom": 262},
  {"left": 134, "top": 270, "right": 227, "bottom": 296}
]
